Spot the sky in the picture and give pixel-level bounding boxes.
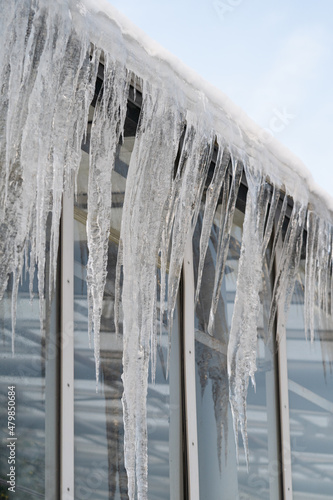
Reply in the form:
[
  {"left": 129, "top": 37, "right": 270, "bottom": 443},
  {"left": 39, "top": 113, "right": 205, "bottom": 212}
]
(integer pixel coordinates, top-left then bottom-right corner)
[{"left": 107, "top": 0, "right": 333, "bottom": 200}]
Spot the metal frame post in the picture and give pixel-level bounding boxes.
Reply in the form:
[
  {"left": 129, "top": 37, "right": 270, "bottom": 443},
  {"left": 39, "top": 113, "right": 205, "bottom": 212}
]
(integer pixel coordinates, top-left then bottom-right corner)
[
  {"left": 183, "top": 236, "right": 200, "bottom": 500},
  {"left": 60, "top": 190, "right": 74, "bottom": 499}
]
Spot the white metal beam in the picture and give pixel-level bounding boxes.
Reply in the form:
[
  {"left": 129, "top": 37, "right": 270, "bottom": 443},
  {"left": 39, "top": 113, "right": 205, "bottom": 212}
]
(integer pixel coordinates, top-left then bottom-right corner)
[
  {"left": 276, "top": 235, "right": 293, "bottom": 500},
  {"left": 60, "top": 190, "right": 74, "bottom": 500},
  {"left": 183, "top": 236, "right": 200, "bottom": 500}
]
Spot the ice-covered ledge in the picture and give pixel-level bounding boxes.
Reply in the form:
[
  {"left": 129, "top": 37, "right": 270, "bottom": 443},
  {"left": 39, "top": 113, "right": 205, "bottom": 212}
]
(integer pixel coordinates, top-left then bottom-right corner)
[{"left": 77, "top": 0, "right": 332, "bottom": 219}]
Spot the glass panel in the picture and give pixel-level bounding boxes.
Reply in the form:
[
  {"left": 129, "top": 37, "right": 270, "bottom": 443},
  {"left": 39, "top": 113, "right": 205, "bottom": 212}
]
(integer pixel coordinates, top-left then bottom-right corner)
[
  {"left": 74, "top": 99, "right": 182, "bottom": 499},
  {"left": 194, "top": 204, "right": 281, "bottom": 500},
  {"left": 286, "top": 261, "right": 333, "bottom": 499},
  {"left": 0, "top": 236, "right": 59, "bottom": 498}
]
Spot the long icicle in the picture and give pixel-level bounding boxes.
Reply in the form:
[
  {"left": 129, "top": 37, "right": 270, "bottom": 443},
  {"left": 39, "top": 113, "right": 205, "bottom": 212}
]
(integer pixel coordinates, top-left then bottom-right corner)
[
  {"left": 195, "top": 144, "right": 229, "bottom": 304},
  {"left": 87, "top": 57, "right": 130, "bottom": 387},
  {"left": 227, "top": 165, "right": 264, "bottom": 467},
  {"left": 120, "top": 84, "right": 185, "bottom": 499},
  {"left": 207, "top": 157, "right": 243, "bottom": 336},
  {"left": 269, "top": 201, "right": 306, "bottom": 342}
]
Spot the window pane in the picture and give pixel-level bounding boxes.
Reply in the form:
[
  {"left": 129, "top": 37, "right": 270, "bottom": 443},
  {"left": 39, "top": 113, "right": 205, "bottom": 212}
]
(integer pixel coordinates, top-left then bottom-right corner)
[
  {"left": 73, "top": 101, "right": 183, "bottom": 500},
  {"left": 194, "top": 205, "right": 281, "bottom": 500},
  {"left": 0, "top": 240, "right": 59, "bottom": 498},
  {"left": 286, "top": 262, "right": 333, "bottom": 499}
]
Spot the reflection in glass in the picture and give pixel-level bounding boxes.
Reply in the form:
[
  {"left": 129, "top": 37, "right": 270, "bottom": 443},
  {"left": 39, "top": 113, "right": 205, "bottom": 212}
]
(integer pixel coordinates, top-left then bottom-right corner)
[
  {"left": 194, "top": 205, "right": 281, "bottom": 500},
  {"left": 74, "top": 99, "right": 182, "bottom": 499},
  {"left": 0, "top": 235, "right": 59, "bottom": 499},
  {"left": 286, "top": 262, "right": 333, "bottom": 499}
]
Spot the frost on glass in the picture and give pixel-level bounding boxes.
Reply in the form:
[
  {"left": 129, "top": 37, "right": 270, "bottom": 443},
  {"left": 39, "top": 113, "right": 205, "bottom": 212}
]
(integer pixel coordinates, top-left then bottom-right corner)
[{"left": 0, "top": 1, "right": 333, "bottom": 499}]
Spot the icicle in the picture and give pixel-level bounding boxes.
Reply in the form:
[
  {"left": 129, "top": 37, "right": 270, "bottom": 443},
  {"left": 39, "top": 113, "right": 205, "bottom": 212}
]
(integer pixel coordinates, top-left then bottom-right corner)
[
  {"left": 120, "top": 84, "right": 185, "bottom": 499},
  {"left": 191, "top": 137, "right": 215, "bottom": 234},
  {"left": 150, "top": 283, "right": 157, "bottom": 384},
  {"left": 194, "top": 144, "right": 229, "bottom": 304},
  {"left": 262, "top": 250, "right": 273, "bottom": 346},
  {"left": 165, "top": 119, "right": 214, "bottom": 372},
  {"left": 318, "top": 220, "right": 330, "bottom": 315},
  {"left": 0, "top": 0, "right": 135, "bottom": 475},
  {"left": 0, "top": 0, "right": 102, "bottom": 354},
  {"left": 256, "top": 180, "right": 271, "bottom": 239},
  {"left": 28, "top": 220, "right": 37, "bottom": 303},
  {"left": 227, "top": 164, "right": 264, "bottom": 466},
  {"left": 268, "top": 193, "right": 288, "bottom": 276},
  {"left": 86, "top": 56, "right": 130, "bottom": 387},
  {"left": 1, "top": 3, "right": 333, "bottom": 499},
  {"left": 207, "top": 156, "right": 243, "bottom": 336},
  {"left": 0, "top": 0, "right": 40, "bottom": 300},
  {"left": 114, "top": 237, "right": 123, "bottom": 337},
  {"left": 282, "top": 207, "right": 306, "bottom": 322},
  {"left": 324, "top": 226, "right": 332, "bottom": 315},
  {"left": 158, "top": 231, "right": 168, "bottom": 341},
  {"left": 269, "top": 201, "right": 306, "bottom": 342},
  {"left": 196, "top": 343, "right": 229, "bottom": 471},
  {"left": 132, "top": 72, "right": 138, "bottom": 103},
  {"left": 167, "top": 121, "right": 214, "bottom": 321},
  {"left": 261, "top": 185, "right": 280, "bottom": 346},
  {"left": 305, "top": 211, "right": 319, "bottom": 340},
  {"left": 48, "top": 43, "right": 101, "bottom": 299},
  {"left": 157, "top": 124, "right": 188, "bottom": 343},
  {"left": 0, "top": 0, "right": 35, "bottom": 211},
  {"left": 262, "top": 186, "right": 280, "bottom": 258},
  {"left": 156, "top": 119, "right": 188, "bottom": 342},
  {"left": 304, "top": 215, "right": 333, "bottom": 342}
]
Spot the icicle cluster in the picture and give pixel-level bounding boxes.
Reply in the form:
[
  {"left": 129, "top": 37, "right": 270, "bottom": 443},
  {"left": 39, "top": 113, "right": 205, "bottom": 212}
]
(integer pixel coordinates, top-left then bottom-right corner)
[
  {"left": 1, "top": 1, "right": 333, "bottom": 498},
  {"left": 0, "top": 0, "right": 100, "bottom": 342},
  {"left": 119, "top": 86, "right": 215, "bottom": 495},
  {"left": 305, "top": 212, "right": 333, "bottom": 341},
  {"left": 86, "top": 56, "right": 129, "bottom": 384}
]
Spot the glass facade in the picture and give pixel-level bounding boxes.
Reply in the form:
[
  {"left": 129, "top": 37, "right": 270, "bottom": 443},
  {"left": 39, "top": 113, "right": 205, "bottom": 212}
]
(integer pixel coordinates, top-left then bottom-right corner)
[
  {"left": 72, "top": 103, "right": 183, "bottom": 499},
  {"left": 1, "top": 82, "right": 333, "bottom": 500},
  {"left": 286, "top": 263, "right": 333, "bottom": 500},
  {"left": 0, "top": 233, "right": 59, "bottom": 499},
  {"left": 194, "top": 204, "right": 281, "bottom": 500}
]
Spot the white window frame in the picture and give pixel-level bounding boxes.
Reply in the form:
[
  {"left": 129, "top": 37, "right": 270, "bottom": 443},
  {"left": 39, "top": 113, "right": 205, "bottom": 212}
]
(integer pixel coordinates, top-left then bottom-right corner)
[
  {"left": 57, "top": 106, "right": 297, "bottom": 500},
  {"left": 60, "top": 190, "right": 75, "bottom": 500}
]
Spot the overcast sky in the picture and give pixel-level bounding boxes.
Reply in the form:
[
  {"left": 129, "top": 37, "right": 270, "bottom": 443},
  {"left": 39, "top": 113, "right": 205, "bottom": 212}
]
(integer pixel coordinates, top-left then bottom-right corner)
[{"left": 108, "top": 0, "right": 333, "bottom": 199}]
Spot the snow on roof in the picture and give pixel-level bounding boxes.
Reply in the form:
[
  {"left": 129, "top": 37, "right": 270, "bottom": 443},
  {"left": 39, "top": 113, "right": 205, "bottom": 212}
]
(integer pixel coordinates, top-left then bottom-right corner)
[{"left": 76, "top": 0, "right": 333, "bottom": 219}]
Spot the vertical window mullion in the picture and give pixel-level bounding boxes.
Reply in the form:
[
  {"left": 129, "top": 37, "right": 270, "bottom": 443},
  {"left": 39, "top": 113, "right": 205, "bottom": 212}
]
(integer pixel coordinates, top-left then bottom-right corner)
[
  {"left": 60, "top": 190, "right": 75, "bottom": 499},
  {"left": 183, "top": 235, "right": 200, "bottom": 500},
  {"left": 275, "top": 227, "right": 293, "bottom": 499},
  {"left": 44, "top": 245, "right": 60, "bottom": 498},
  {"left": 169, "top": 298, "right": 184, "bottom": 500}
]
